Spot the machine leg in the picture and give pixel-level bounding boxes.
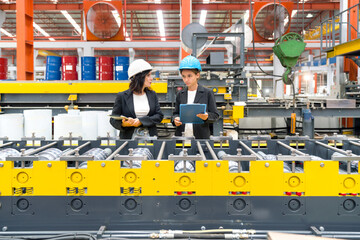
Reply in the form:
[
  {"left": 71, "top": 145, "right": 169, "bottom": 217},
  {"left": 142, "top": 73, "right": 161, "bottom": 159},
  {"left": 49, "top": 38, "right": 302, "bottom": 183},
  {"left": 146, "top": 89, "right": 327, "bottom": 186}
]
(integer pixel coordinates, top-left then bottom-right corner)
[{"left": 302, "top": 109, "right": 314, "bottom": 138}]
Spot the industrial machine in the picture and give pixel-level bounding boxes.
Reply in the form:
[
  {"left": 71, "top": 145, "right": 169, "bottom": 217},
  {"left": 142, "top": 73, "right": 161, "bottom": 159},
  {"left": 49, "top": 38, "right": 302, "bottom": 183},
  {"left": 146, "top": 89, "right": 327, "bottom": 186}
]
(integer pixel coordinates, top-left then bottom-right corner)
[{"left": 0, "top": 135, "right": 360, "bottom": 239}]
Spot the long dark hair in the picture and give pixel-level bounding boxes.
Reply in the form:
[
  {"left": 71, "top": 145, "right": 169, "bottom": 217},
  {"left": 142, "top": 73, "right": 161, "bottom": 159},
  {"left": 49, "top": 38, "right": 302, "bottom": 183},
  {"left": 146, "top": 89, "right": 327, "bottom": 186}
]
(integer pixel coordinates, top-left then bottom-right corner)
[{"left": 129, "top": 70, "right": 151, "bottom": 94}]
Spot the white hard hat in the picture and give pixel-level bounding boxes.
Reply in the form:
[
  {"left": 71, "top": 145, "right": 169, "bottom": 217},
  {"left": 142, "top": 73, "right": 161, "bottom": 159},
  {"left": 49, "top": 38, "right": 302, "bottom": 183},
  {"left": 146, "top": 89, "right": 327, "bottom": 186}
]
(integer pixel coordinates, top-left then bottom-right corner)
[{"left": 128, "top": 59, "right": 153, "bottom": 79}]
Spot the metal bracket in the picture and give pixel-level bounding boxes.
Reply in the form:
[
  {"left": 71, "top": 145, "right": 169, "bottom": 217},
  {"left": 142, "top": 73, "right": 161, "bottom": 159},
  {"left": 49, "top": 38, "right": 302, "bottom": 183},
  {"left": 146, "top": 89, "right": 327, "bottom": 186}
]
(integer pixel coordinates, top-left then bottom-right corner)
[
  {"left": 247, "top": 135, "right": 271, "bottom": 141},
  {"left": 97, "top": 225, "right": 106, "bottom": 238},
  {"left": 114, "top": 155, "right": 148, "bottom": 161},
  {"left": 277, "top": 155, "right": 310, "bottom": 161},
  {"left": 222, "top": 155, "right": 257, "bottom": 161},
  {"left": 285, "top": 135, "right": 310, "bottom": 141},
  {"left": 59, "top": 156, "right": 94, "bottom": 162},
  {"left": 6, "top": 156, "right": 39, "bottom": 162},
  {"left": 168, "top": 154, "right": 203, "bottom": 161},
  {"left": 310, "top": 226, "right": 322, "bottom": 236}
]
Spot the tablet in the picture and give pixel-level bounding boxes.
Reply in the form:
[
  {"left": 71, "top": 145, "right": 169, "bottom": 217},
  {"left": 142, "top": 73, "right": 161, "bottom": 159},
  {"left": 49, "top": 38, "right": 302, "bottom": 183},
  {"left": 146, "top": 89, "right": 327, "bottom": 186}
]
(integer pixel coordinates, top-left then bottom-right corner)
[
  {"left": 180, "top": 104, "right": 206, "bottom": 124},
  {"left": 109, "top": 115, "right": 128, "bottom": 120}
]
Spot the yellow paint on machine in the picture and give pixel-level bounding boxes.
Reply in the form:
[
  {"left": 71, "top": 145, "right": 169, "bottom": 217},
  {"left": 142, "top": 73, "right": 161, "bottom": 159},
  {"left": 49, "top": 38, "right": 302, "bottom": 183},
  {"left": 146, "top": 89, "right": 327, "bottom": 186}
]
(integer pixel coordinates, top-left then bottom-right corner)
[
  {"left": 0, "top": 81, "right": 168, "bottom": 94},
  {"left": 0, "top": 159, "right": 357, "bottom": 197}
]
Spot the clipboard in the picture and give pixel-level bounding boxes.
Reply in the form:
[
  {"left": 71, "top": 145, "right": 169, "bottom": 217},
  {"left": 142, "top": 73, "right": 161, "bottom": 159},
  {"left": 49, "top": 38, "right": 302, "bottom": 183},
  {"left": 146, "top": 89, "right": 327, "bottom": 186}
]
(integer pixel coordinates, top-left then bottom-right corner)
[
  {"left": 109, "top": 115, "right": 128, "bottom": 120},
  {"left": 180, "top": 104, "right": 206, "bottom": 124}
]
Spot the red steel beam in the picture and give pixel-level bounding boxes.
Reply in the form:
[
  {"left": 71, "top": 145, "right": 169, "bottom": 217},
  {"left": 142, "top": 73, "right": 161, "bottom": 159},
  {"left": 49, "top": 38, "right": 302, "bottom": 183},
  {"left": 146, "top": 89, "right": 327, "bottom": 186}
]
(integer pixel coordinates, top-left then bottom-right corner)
[
  {"left": 180, "top": 0, "right": 191, "bottom": 58},
  {"left": 0, "top": 3, "right": 340, "bottom": 11}
]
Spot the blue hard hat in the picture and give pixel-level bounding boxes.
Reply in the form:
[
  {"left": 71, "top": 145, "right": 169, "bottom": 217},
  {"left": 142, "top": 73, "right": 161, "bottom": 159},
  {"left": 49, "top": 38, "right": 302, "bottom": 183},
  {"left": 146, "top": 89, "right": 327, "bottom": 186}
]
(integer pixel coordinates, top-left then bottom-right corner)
[{"left": 179, "top": 55, "right": 202, "bottom": 71}]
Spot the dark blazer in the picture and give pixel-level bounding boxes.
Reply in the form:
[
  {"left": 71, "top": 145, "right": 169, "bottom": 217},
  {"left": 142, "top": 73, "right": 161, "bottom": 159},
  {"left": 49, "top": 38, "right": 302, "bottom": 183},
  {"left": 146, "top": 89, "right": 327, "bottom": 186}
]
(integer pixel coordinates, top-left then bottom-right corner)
[
  {"left": 110, "top": 88, "right": 163, "bottom": 139},
  {"left": 172, "top": 84, "right": 219, "bottom": 139}
]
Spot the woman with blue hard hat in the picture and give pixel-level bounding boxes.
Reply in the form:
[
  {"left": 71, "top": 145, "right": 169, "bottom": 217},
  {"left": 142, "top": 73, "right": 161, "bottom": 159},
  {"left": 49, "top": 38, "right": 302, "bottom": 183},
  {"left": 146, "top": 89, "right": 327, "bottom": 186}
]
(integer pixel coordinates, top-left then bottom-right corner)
[
  {"left": 110, "top": 59, "right": 163, "bottom": 139},
  {"left": 172, "top": 55, "right": 219, "bottom": 139}
]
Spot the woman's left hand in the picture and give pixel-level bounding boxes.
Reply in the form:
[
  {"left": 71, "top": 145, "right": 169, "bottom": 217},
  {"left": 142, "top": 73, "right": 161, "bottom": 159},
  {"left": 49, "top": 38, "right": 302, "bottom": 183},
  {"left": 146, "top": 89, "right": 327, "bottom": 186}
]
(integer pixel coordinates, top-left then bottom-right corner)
[
  {"left": 132, "top": 118, "right": 142, "bottom": 127},
  {"left": 196, "top": 112, "right": 208, "bottom": 121}
]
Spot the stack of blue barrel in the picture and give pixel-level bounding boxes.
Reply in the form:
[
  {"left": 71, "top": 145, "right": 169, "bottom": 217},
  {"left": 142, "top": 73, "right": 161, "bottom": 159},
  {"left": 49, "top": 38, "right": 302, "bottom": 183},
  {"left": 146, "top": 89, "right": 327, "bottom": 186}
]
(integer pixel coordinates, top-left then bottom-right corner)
[
  {"left": 46, "top": 55, "right": 132, "bottom": 81},
  {"left": 115, "top": 56, "right": 129, "bottom": 80},
  {"left": 45, "top": 56, "right": 62, "bottom": 80},
  {"left": 81, "top": 56, "right": 96, "bottom": 80}
]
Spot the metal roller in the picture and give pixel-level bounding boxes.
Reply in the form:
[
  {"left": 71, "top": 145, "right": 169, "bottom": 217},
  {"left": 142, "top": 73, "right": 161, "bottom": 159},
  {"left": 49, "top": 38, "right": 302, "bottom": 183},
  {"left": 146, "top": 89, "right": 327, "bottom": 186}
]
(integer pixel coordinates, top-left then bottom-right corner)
[
  {"left": 0, "top": 148, "right": 20, "bottom": 161},
  {"left": 122, "top": 148, "right": 153, "bottom": 169},
  {"left": 38, "top": 148, "right": 63, "bottom": 161},
  {"left": 79, "top": 148, "right": 113, "bottom": 169},
  {"left": 174, "top": 150, "right": 195, "bottom": 172}
]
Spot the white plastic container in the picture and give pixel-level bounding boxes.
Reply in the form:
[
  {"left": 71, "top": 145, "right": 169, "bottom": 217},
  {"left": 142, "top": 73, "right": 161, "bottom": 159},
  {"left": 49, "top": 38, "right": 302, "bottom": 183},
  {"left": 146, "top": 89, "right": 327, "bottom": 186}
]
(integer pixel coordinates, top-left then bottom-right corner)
[
  {"left": 0, "top": 114, "right": 24, "bottom": 140},
  {"left": 54, "top": 114, "right": 82, "bottom": 140},
  {"left": 80, "top": 111, "right": 102, "bottom": 140},
  {"left": 23, "top": 109, "right": 52, "bottom": 140},
  {"left": 97, "top": 110, "right": 116, "bottom": 138}
]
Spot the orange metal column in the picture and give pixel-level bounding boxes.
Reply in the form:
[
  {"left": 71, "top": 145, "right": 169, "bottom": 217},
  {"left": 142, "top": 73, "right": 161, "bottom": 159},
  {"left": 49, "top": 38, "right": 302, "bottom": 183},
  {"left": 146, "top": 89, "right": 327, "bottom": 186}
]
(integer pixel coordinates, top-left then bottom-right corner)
[
  {"left": 180, "top": 0, "right": 191, "bottom": 59},
  {"left": 314, "top": 73, "right": 317, "bottom": 94},
  {"left": 347, "top": 0, "right": 358, "bottom": 129},
  {"left": 16, "top": 0, "right": 34, "bottom": 80},
  {"left": 349, "top": 0, "right": 358, "bottom": 40}
]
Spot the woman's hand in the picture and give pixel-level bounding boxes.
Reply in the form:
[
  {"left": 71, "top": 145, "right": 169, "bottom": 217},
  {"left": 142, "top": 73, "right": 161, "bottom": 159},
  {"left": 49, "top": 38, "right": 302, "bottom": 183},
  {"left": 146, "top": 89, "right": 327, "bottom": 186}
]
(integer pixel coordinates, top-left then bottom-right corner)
[
  {"left": 122, "top": 118, "right": 135, "bottom": 127},
  {"left": 132, "top": 118, "right": 142, "bottom": 127},
  {"left": 122, "top": 118, "right": 142, "bottom": 127},
  {"left": 196, "top": 112, "right": 208, "bottom": 121},
  {"left": 174, "top": 117, "right": 182, "bottom": 126}
]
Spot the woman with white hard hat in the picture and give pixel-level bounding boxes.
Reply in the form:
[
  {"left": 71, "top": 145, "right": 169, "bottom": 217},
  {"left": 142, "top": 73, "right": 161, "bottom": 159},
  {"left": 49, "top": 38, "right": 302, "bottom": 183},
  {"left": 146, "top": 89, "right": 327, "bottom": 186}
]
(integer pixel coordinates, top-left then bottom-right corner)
[
  {"left": 172, "top": 55, "right": 219, "bottom": 139},
  {"left": 110, "top": 59, "right": 163, "bottom": 139}
]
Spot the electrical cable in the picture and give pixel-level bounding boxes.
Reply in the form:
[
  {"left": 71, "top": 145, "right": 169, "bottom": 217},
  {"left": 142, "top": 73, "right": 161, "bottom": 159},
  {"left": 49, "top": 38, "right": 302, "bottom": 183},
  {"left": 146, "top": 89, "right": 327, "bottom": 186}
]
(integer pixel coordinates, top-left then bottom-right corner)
[
  {"left": 291, "top": 78, "right": 296, "bottom": 113},
  {"left": 296, "top": 0, "right": 299, "bottom": 27},
  {"left": 302, "top": 0, "right": 305, "bottom": 36},
  {"left": 274, "top": 0, "right": 277, "bottom": 40},
  {"left": 0, "top": 233, "right": 97, "bottom": 240},
  {"left": 251, "top": 77, "right": 266, "bottom": 99}
]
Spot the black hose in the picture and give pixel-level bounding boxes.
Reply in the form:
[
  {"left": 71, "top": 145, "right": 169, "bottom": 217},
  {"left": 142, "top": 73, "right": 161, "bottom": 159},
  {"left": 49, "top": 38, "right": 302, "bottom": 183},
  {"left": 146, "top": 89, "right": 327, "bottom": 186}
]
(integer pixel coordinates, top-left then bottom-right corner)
[{"left": 19, "top": 234, "right": 97, "bottom": 240}]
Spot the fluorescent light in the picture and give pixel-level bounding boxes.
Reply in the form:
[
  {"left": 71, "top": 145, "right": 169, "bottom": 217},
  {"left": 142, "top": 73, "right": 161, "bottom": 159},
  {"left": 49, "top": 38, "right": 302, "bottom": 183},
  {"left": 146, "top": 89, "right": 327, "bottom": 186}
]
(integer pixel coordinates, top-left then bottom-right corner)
[
  {"left": 111, "top": 10, "right": 121, "bottom": 27},
  {"left": 291, "top": 10, "right": 297, "bottom": 18},
  {"left": 33, "top": 22, "right": 50, "bottom": 37},
  {"left": 306, "top": 13, "right": 313, "bottom": 18},
  {"left": 33, "top": 22, "right": 56, "bottom": 41},
  {"left": 154, "top": 0, "right": 161, "bottom": 3},
  {"left": 200, "top": 0, "right": 209, "bottom": 26},
  {"left": 156, "top": 10, "right": 166, "bottom": 41},
  {"left": 199, "top": 10, "right": 207, "bottom": 26},
  {"left": 1, "top": 0, "right": 9, "bottom": 3},
  {"left": 61, "top": 10, "right": 81, "bottom": 35},
  {"left": 0, "top": 28, "right": 14, "bottom": 38},
  {"left": 51, "top": 0, "right": 58, "bottom": 3}
]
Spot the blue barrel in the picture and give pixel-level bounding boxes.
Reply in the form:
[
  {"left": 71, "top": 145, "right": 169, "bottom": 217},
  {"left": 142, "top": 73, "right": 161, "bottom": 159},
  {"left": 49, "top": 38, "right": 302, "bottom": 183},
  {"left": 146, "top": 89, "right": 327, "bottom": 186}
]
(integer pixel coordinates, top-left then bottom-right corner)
[
  {"left": 115, "top": 56, "right": 129, "bottom": 80},
  {"left": 155, "top": 70, "right": 160, "bottom": 79},
  {"left": 81, "top": 56, "right": 96, "bottom": 80},
  {"left": 45, "top": 56, "right": 61, "bottom": 80}
]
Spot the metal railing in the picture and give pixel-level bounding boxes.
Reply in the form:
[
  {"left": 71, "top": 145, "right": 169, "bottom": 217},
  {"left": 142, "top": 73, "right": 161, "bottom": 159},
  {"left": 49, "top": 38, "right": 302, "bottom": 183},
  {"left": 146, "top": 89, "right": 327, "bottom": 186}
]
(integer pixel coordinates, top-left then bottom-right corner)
[{"left": 320, "top": 3, "right": 360, "bottom": 54}]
